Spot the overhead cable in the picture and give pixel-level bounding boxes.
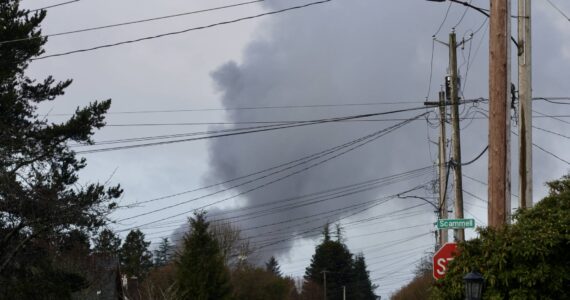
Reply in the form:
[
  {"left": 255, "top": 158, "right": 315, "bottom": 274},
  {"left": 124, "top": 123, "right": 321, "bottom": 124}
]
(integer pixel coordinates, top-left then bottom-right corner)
[
  {"left": 32, "top": 0, "right": 333, "bottom": 60},
  {"left": 29, "top": 0, "right": 80, "bottom": 12},
  {"left": 115, "top": 114, "right": 425, "bottom": 228},
  {"left": 3, "top": 1, "right": 264, "bottom": 45}
]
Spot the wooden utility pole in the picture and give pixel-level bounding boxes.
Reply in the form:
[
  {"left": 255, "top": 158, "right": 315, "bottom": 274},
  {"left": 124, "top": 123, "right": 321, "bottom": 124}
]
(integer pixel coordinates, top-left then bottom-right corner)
[
  {"left": 518, "top": 0, "right": 532, "bottom": 209},
  {"left": 424, "top": 91, "right": 449, "bottom": 248},
  {"left": 449, "top": 31, "right": 465, "bottom": 242},
  {"left": 438, "top": 90, "right": 448, "bottom": 246},
  {"left": 489, "top": 0, "right": 512, "bottom": 228}
]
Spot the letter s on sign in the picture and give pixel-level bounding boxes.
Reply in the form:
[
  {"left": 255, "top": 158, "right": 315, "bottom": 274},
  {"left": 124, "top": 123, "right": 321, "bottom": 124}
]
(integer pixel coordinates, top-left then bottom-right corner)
[{"left": 436, "top": 258, "right": 446, "bottom": 275}]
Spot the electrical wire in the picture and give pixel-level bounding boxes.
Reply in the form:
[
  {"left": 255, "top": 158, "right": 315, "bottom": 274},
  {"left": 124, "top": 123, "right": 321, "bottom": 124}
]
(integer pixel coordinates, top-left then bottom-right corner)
[
  {"left": 433, "top": 1, "right": 453, "bottom": 37},
  {"left": 511, "top": 130, "right": 570, "bottom": 165},
  {"left": 103, "top": 118, "right": 427, "bottom": 127},
  {"left": 461, "top": 145, "right": 488, "bottom": 166},
  {"left": 32, "top": 0, "right": 333, "bottom": 60},
  {"left": 3, "top": 1, "right": 265, "bottom": 45},
  {"left": 29, "top": 0, "right": 80, "bottom": 12},
  {"left": 115, "top": 115, "right": 425, "bottom": 229},
  {"left": 453, "top": 0, "right": 472, "bottom": 28},
  {"left": 545, "top": 0, "right": 570, "bottom": 22},
  {"left": 75, "top": 105, "right": 457, "bottom": 154},
  {"left": 50, "top": 101, "right": 424, "bottom": 116},
  {"left": 534, "top": 125, "right": 570, "bottom": 140},
  {"left": 153, "top": 184, "right": 432, "bottom": 249}
]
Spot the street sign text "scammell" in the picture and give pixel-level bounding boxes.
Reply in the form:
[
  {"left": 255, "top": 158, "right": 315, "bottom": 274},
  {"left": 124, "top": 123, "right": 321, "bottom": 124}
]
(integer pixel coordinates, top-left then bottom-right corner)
[{"left": 437, "top": 218, "right": 475, "bottom": 229}]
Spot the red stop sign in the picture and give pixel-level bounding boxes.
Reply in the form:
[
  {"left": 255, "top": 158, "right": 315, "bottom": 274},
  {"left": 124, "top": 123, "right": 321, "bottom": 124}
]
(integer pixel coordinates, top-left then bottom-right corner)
[{"left": 433, "top": 242, "right": 458, "bottom": 280}]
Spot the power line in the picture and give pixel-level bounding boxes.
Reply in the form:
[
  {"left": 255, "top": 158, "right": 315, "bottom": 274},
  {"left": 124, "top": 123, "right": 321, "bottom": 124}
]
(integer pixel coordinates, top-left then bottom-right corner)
[
  {"left": 125, "top": 144, "right": 431, "bottom": 208},
  {"left": 433, "top": 1, "right": 453, "bottom": 37},
  {"left": 534, "top": 97, "right": 570, "bottom": 105},
  {"left": 148, "top": 190, "right": 429, "bottom": 247},
  {"left": 545, "top": 0, "right": 570, "bottom": 22},
  {"left": 139, "top": 167, "right": 432, "bottom": 238},
  {"left": 255, "top": 203, "right": 431, "bottom": 251},
  {"left": 461, "top": 145, "right": 488, "bottom": 166},
  {"left": 76, "top": 99, "right": 487, "bottom": 154},
  {"left": 4, "top": 1, "right": 264, "bottom": 45},
  {"left": 103, "top": 118, "right": 427, "bottom": 127},
  {"left": 32, "top": 0, "right": 333, "bottom": 60},
  {"left": 29, "top": 0, "right": 80, "bottom": 12},
  {"left": 475, "top": 106, "right": 570, "bottom": 165},
  {"left": 75, "top": 106, "right": 437, "bottom": 154},
  {"left": 115, "top": 115, "right": 424, "bottom": 229},
  {"left": 44, "top": 96, "right": 564, "bottom": 117},
  {"left": 534, "top": 125, "right": 570, "bottom": 140},
  {"left": 144, "top": 182, "right": 431, "bottom": 245},
  {"left": 51, "top": 101, "right": 425, "bottom": 116},
  {"left": 532, "top": 108, "right": 570, "bottom": 126},
  {"left": 511, "top": 130, "right": 570, "bottom": 165},
  {"left": 249, "top": 210, "right": 431, "bottom": 256},
  {"left": 453, "top": 0, "right": 472, "bottom": 28}
]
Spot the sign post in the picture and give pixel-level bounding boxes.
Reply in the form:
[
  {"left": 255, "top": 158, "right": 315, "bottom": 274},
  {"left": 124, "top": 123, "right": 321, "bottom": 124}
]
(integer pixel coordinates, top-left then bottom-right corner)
[
  {"left": 437, "top": 218, "right": 475, "bottom": 230},
  {"left": 433, "top": 242, "right": 458, "bottom": 280}
]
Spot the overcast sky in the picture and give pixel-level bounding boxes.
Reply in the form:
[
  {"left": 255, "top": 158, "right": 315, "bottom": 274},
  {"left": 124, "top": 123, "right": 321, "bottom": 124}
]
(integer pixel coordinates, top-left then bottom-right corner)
[{"left": 22, "top": 0, "right": 570, "bottom": 298}]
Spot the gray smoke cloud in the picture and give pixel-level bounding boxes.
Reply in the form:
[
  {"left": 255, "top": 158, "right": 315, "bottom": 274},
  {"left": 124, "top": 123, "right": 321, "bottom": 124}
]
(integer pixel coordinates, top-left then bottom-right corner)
[
  {"left": 202, "top": 0, "right": 462, "bottom": 259},
  {"left": 200, "top": 0, "right": 570, "bottom": 265}
]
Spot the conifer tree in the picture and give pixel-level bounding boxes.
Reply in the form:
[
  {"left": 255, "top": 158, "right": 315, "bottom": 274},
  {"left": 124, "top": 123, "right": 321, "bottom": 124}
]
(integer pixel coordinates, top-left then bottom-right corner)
[
  {"left": 153, "top": 237, "right": 172, "bottom": 267},
  {"left": 0, "top": 0, "right": 121, "bottom": 297},
  {"left": 120, "top": 229, "right": 153, "bottom": 279},
  {"left": 265, "top": 256, "right": 282, "bottom": 277},
  {"left": 175, "top": 211, "right": 232, "bottom": 300},
  {"left": 303, "top": 224, "right": 353, "bottom": 300},
  {"left": 350, "top": 254, "right": 377, "bottom": 300},
  {"left": 93, "top": 228, "right": 122, "bottom": 255}
]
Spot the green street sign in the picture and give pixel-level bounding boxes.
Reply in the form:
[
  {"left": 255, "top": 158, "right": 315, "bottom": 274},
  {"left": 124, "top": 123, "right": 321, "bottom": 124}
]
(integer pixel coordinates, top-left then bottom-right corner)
[{"left": 437, "top": 218, "right": 475, "bottom": 229}]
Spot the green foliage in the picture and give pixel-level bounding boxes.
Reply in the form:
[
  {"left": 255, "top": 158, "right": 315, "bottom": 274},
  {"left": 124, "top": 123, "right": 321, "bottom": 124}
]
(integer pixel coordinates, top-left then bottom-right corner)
[
  {"left": 303, "top": 224, "right": 377, "bottom": 300},
  {"left": 120, "top": 229, "right": 153, "bottom": 279},
  {"left": 266, "top": 256, "right": 282, "bottom": 277},
  {"left": 175, "top": 211, "right": 232, "bottom": 300},
  {"left": 93, "top": 228, "right": 122, "bottom": 255},
  {"left": 350, "top": 254, "right": 377, "bottom": 300},
  {"left": 153, "top": 237, "right": 173, "bottom": 267},
  {"left": 431, "top": 175, "right": 570, "bottom": 300},
  {"left": 0, "top": 0, "right": 120, "bottom": 297},
  {"left": 231, "top": 266, "right": 297, "bottom": 300}
]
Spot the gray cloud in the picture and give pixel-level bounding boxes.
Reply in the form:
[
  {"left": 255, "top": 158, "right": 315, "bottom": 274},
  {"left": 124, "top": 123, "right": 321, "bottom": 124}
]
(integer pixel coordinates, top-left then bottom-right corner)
[{"left": 204, "top": 0, "right": 459, "bottom": 260}]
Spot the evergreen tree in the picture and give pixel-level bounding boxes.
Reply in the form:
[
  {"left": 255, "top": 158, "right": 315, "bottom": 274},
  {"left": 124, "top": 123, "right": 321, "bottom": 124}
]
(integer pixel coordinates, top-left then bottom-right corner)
[
  {"left": 120, "top": 229, "right": 153, "bottom": 279},
  {"left": 303, "top": 224, "right": 353, "bottom": 300},
  {"left": 93, "top": 228, "right": 122, "bottom": 255},
  {"left": 0, "top": 0, "right": 121, "bottom": 297},
  {"left": 175, "top": 211, "right": 232, "bottom": 300},
  {"left": 265, "top": 256, "right": 282, "bottom": 277},
  {"left": 59, "top": 229, "right": 91, "bottom": 255},
  {"left": 350, "top": 254, "right": 377, "bottom": 300},
  {"left": 153, "top": 237, "right": 172, "bottom": 267},
  {"left": 432, "top": 175, "right": 570, "bottom": 299}
]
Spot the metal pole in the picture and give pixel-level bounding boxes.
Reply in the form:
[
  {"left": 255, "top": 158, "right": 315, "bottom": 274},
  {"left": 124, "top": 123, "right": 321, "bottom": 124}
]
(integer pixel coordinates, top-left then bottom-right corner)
[
  {"left": 449, "top": 30, "right": 465, "bottom": 242},
  {"left": 489, "top": 0, "right": 512, "bottom": 228},
  {"left": 518, "top": 0, "right": 532, "bottom": 209},
  {"left": 343, "top": 286, "right": 346, "bottom": 300}
]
